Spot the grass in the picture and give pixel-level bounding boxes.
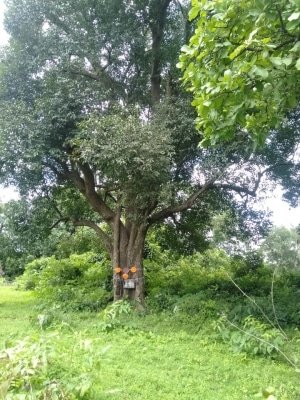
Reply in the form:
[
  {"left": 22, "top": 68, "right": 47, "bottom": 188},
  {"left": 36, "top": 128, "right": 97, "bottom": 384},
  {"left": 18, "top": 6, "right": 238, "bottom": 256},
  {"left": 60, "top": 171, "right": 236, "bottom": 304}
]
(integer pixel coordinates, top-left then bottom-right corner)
[
  {"left": 1, "top": 285, "right": 300, "bottom": 399},
  {"left": 0, "top": 284, "right": 37, "bottom": 348}
]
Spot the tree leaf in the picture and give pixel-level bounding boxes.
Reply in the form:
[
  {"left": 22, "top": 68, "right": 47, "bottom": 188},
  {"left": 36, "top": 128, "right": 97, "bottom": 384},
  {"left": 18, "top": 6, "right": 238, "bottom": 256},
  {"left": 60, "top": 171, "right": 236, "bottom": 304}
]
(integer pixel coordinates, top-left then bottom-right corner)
[
  {"left": 189, "top": 5, "right": 200, "bottom": 20},
  {"left": 252, "top": 66, "right": 269, "bottom": 79}
]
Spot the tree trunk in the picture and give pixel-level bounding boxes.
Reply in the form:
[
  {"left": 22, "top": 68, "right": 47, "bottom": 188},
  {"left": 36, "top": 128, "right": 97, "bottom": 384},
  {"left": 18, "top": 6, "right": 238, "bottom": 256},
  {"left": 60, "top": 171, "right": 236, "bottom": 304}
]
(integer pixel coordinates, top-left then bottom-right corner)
[
  {"left": 113, "top": 206, "right": 122, "bottom": 301},
  {"left": 113, "top": 221, "right": 147, "bottom": 307},
  {"left": 150, "top": 0, "right": 172, "bottom": 105}
]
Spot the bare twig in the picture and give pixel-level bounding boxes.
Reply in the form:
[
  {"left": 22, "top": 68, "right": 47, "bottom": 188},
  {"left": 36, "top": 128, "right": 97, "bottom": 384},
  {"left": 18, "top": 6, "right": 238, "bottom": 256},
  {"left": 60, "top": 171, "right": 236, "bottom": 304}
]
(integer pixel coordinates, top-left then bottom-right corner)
[
  {"left": 227, "top": 274, "right": 287, "bottom": 339},
  {"left": 271, "top": 268, "right": 288, "bottom": 339}
]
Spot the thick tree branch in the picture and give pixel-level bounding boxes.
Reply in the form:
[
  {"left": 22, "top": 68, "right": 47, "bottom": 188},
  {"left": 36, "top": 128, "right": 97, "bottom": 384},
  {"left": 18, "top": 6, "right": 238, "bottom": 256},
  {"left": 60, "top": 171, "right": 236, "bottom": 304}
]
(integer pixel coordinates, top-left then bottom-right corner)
[
  {"left": 73, "top": 219, "right": 113, "bottom": 254},
  {"left": 275, "top": 38, "right": 298, "bottom": 50},
  {"left": 78, "top": 162, "right": 115, "bottom": 223},
  {"left": 174, "top": 0, "right": 187, "bottom": 19},
  {"left": 113, "top": 206, "right": 121, "bottom": 267},
  {"left": 215, "top": 183, "right": 257, "bottom": 197},
  {"left": 78, "top": 163, "right": 130, "bottom": 242},
  {"left": 173, "top": 0, "right": 191, "bottom": 42},
  {"left": 214, "top": 162, "right": 295, "bottom": 198},
  {"left": 149, "top": 0, "right": 172, "bottom": 104},
  {"left": 148, "top": 179, "right": 214, "bottom": 224},
  {"left": 68, "top": 68, "right": 101, "bottom": 82},
  {"left": 64, "top": 167, "right": 86, "bottom": 193},
  {"left": 47, "top": 12, "right": 72, "bottom": 34},
  {"left": 49, "top": 218, "right": 68, "bottom": 230}
]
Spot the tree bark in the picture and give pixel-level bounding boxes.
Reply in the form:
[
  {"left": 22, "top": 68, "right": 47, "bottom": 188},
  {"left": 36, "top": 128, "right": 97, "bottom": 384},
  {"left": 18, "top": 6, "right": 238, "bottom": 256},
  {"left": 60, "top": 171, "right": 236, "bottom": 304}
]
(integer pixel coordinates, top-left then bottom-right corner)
[
  {"left": 149, "top": 0, "right": 172, "bottom": 105},
  {"left": 113, "top": 206, "right": 122, "bottom": 301},
  {"left": 112, "top": 218, "right": 147, "bottom": 306},
  {"left": 125, "top": 223, "right": 147, "bottom": 304}
]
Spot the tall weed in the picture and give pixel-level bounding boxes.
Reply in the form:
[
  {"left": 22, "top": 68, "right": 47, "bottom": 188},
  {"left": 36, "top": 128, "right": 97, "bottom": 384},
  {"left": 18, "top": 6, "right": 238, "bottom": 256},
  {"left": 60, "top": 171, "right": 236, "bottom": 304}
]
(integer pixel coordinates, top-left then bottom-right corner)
[{"left": 0, "top": 334, "right": 96, "bottom": 399}]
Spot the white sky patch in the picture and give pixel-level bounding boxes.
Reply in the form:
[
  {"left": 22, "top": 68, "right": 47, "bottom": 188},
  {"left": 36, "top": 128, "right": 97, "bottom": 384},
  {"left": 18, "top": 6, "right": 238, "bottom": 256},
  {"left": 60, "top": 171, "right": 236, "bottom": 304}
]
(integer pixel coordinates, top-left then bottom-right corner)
[
  {"left": 260, "top": 187, "right": 300, "bottom": 228},
  {"left": 0, "top": 186, "right": 19, "bottom": 202}
]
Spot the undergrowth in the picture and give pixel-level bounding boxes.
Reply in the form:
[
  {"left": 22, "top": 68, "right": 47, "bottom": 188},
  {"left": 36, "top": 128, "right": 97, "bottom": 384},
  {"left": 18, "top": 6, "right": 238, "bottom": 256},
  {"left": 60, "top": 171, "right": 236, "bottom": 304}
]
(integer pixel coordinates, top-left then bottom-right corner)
[
  {"left": 1, "top": 286, "right": 300, "bottom": 399},
  {"left": 4, "top": 247, "right": 300, "bottom": 398}
]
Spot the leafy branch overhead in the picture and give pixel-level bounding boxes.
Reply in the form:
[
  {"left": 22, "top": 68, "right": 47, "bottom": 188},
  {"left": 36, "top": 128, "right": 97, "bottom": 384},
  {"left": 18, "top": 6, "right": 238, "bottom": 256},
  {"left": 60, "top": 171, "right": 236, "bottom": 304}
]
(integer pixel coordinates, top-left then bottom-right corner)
[{"left": 178, "top": 0, "right": 300, "bottom": 145}]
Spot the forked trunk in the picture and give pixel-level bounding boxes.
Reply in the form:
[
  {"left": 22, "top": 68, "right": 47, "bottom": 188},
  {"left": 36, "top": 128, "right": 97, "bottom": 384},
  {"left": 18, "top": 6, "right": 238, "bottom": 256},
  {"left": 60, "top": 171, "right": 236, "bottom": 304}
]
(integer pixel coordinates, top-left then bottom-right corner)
[{"left": 113, "top": 220, "right": 147, "bottom": 306}]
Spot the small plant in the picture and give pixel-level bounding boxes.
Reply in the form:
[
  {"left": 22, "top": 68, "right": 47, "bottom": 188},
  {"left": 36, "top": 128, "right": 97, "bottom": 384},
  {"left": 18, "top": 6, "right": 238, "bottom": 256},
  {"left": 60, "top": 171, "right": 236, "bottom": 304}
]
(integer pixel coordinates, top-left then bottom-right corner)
[
  {"left": 0, "top": 276, "right": 7, "bottom": 285},
  {"left": 216, "top": 315, "right": 286, "bottom": 357},
  {"left": 0, "top": 335, "right": 95, "bottom": 399},
  {"left": 103, "top": 299, "right": 132, "bottom": 320},
  {"left": 99, "top": 300, "right": 133, "bottom": 332}
]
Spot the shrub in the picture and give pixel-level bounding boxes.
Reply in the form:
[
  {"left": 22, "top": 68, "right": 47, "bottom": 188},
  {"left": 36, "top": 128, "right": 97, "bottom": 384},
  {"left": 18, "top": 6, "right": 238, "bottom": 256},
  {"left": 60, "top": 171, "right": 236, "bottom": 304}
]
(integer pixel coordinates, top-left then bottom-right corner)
[
  {"left": 145, "top": 248, "right": 231, "bottom": 297},
  {"left": 19, "top": 252, "right": 112, "bottom": 311},
  {"left": 145, "top": 248, "right": 300, "bottom": 327},
  {"left": 227, "top": 270, "right": 300, "bottom": 327},
  {"left": 16, "top": 257, "right": 53, "bottom": 290},
  {"left": 0, "top": 335, "right": 95, "bottom": 399},
  {"left": 216, "top": 315, "right": 286, "bottom": 357},
  {"left": 98, "top": 299, "right": 134, "bottom": 331},
  {"left": 146, "top": 292, "right": 179, "bottom": 312},
  {"left": 175, "top": 293, "right": 219, "bottom": 318}
]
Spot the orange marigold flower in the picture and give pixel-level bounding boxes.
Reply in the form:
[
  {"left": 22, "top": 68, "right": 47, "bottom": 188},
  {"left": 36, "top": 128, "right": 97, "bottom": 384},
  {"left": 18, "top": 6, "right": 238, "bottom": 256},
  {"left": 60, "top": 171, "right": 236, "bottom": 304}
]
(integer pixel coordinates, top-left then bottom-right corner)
[{"left": 122, "top": 273, "right": 129, "bottom": 280}]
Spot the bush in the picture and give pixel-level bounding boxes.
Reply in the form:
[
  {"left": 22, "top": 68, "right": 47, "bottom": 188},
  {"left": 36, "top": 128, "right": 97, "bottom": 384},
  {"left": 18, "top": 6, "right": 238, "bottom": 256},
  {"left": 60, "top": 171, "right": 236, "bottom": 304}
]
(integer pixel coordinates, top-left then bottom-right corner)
[
  {"left": 226, "top": 268, "right": 300, "bottom": 326},
  {"left": 144, "top": 248, "right": 300, "bottom": 327},
  {"left": 17, "top": 257, "right": 53, "bottom": 290},
  {"left": 0, "top": 335, "right": 96, "bottom": 399},
  {"left": 216, "top": 315, "right": 286, "bottom": 357},
  {"left": 18, "top": 252, "right": 112, "bottom": 311},
  {"left": 146, "top": 292, "right": 179, "bottom": 312},
  {"left": 18, "top": 244, "right": 300, "bottom": 326},
  {"left": 175, "top": 293, "right": 219, "bottom": 317},
  {"left": 145, "top": 248, "right": 231, "bottom": 297}
]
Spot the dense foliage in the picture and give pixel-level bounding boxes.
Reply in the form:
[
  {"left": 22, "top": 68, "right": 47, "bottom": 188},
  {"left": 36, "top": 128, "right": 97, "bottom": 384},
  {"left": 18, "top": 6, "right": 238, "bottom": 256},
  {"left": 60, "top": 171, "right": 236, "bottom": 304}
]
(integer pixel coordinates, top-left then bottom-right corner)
[
  {"left": 17, "top": 244, "right": 300, "bottom": 328},
  {"left": 0, "top": 198, "right": 106, "bottom": 278},
  {"left": 179, "top": 0, "right": 300, "bottom": 145},
  {"left": 18, "top": 252, "right": 112, "bottom": 311}
]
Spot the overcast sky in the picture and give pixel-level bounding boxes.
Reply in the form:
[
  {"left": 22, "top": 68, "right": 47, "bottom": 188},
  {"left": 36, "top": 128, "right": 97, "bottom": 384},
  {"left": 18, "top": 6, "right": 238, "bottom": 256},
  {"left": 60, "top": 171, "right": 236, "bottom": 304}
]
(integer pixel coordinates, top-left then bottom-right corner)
[{"left": 0, "top": 2, "right": 299, "bottom": 227}]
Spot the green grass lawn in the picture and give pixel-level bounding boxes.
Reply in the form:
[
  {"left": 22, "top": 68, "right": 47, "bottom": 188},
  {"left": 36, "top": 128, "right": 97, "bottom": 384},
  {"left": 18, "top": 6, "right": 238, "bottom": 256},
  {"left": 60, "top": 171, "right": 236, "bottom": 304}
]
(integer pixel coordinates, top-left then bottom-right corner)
[
  {"left": 0, "top": 285, "right": 300, "bottom": 399},
  {"left": 0, "top": 285, "right": 38, "bottom": 348}
]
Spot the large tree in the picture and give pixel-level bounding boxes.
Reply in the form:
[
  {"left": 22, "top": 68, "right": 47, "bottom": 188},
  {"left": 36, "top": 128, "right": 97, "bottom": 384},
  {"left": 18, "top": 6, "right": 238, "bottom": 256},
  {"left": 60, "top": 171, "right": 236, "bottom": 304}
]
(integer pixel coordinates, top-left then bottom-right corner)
[{"left": 0, "top": 0, "right": 299, "bottom": 305}]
